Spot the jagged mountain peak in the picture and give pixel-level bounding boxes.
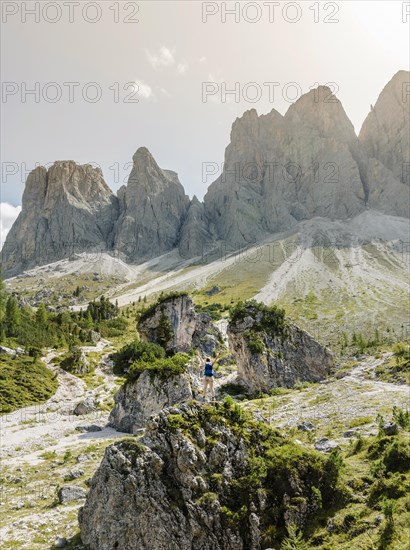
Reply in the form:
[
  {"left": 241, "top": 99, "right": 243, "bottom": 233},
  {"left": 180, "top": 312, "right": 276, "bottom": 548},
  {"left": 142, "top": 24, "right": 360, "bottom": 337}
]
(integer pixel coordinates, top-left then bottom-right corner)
[
  {"left": 132, "top": 146, "right": 156, "bottom": 164},
  {"left": 285, "top": 84, "right": 356, "bottom": 141},
  {"left": 359, "top": 69, "right": 410, "bottom": 183},
  {"left": 114, "top": 149, "right": 190, "bottom": 261}
]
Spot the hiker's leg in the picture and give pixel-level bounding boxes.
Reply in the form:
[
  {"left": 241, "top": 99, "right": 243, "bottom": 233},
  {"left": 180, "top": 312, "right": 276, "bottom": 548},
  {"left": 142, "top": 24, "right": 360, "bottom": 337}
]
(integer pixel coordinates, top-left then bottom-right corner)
[
  {"left": 210, "top": 378, "right": 215, "bottom": 398},
  {"left": 203, "top": 378, "right": 208, "bottom": 396}
]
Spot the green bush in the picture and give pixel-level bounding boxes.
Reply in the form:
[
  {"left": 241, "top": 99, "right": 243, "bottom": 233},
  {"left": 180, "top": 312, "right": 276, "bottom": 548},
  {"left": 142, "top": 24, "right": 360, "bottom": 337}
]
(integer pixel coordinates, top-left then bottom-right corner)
[
  {"left": 195, "top": 303, "right": 224, "bottom": 321},
  {"left": 392, "top": 406, "right": 410, "bottom": 430},
  {"left": 112, "top": 340, "right": 165, "bottom": 375},
  {"left": 157, "top": 309, "right": 174, "bottom": 347},
  {"left": 382, "top": 497, "right": 397, "bottom": 524},
  {"left": 320, "top": 450, "right": 344, "bottom": 503},
  {"left": 392, "top": 341, "right": 410, "bottom": 364},
  {"left": 230, "top": 300, "right": 286, "bottom": 335},
  {"left": 383, "top": 439, "right": 410, "bottom": 473},
  {"left": 128, "top": 352, "right": 189, "bottom": 382},
  {"left": 280, "top": 523, "right": 310, "bottom": 550},
  {"left": 247, "top": 333, "right": 266, "bottom": 354}
]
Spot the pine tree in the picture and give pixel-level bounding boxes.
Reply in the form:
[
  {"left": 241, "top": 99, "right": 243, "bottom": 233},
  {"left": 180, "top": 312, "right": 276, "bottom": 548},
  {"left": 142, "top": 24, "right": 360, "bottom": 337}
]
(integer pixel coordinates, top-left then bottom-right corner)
[
  {"left": 85, "top": 310, "right": 93, "bottom": 328},
  {"left": 0, "top": 271, "right": 7, "bottom": 340},
  {"left": 5, "top": 296, "right": 21, "bottom": 337},
  {"left": 36, "top": 303, "right": 48, "bottom": 326}
]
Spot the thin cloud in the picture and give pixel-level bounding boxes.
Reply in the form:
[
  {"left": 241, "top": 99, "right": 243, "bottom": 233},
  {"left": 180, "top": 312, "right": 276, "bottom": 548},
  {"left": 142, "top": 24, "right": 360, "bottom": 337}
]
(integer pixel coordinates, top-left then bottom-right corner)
[
  {"left": 146, "top": 46, "right": 175, "bottom": 69},
  {"left": 177, "top": 62, "right": 188, "bottom": 75},
  {"left": 135, "top": 80, "right": 153, "bottom": 99},
  {"left": 199, "top": 56, "right": 207, "bottom": 63},
  {"left": 0, "top": 203, "right": 21, "bottom": 249}
]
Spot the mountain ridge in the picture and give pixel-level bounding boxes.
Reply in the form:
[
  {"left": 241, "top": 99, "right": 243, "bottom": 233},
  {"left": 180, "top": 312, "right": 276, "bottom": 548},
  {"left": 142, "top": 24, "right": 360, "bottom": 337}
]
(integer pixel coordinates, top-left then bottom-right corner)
[{"left": 2, "top": 70, "right": 409, "bottom": 277}]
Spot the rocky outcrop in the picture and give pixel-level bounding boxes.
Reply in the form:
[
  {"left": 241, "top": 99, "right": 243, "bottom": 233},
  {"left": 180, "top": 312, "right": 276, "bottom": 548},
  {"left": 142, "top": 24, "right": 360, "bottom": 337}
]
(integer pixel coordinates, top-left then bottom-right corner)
[
  {"left": 1, "top": 161, "right": 118, "bottom": 276},
  {"left": 79, "top": 402, "right": 338, "bottom": 550},
  {"left": 73, "top": 397, "right": 97, "bottom": 416},
  {"left": 114, "top": 147, "right": 190, "bottom": 261},
  {"left": 138, "top": 294, "right": 222, "bottom": 355},
  {"left": 228, "top": 302, "right": 333, "bottom": 393},
  {"left": 359, "top": 70, "right": 410, "bottom": 183},
  {"left": 108, "top": 370, "right": 195, "bottom": 433}
]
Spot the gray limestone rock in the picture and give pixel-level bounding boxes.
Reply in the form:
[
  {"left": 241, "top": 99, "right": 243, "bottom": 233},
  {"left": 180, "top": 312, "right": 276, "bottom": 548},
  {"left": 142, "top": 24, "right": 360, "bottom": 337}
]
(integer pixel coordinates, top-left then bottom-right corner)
[
  {"left": 228, "top": 302, "right": 333, "bottom": 394},
  {"left": 114, "top": 147, "right": 190, "bottom": 261}
]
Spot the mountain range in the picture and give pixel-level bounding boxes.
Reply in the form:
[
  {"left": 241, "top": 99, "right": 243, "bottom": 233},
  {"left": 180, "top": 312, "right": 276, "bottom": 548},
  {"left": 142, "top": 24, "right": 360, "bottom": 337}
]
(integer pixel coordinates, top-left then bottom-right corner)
[{"left": 1, "top": 70, "right": 409, "bottom": 278}]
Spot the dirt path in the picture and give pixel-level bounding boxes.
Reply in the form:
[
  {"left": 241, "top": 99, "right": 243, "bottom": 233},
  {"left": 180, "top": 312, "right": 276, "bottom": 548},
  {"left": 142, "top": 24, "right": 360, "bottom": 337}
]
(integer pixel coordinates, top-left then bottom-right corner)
[{"left": 0, "top": 340, "right": 127, "bottom": 464}]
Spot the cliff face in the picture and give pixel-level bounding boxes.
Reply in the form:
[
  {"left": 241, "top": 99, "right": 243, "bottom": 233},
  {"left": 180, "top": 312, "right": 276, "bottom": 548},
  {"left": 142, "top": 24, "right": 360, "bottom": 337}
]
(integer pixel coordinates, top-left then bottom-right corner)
[
  {"left": 79, "top": 402, "right": 338, "bottom": 550},
  {"left": 203, "top": 87, "right": 369, "bottom": 248},
  {"left": 358, "top": 70, "right": 410, "bottom": 217},
  {"left": 2, "top": 162, "right": 118, "bottom": 275},
  {"left": 228, "top": 302, "right": 333, "bottom": 393},
  {"left": 359, "top": 70, "right": 410, "bottom": 184}
]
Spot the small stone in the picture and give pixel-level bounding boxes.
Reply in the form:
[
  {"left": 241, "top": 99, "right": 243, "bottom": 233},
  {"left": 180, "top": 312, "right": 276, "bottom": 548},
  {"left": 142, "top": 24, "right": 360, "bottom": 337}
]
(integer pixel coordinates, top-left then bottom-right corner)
[
  {"left": 205, "top": 286, "right": 221, "bottom": 296},
  {"left": 327, "top": 518, "right": 335, "bottom": 532},
  {"left": 12, "top": 476, "right": 25, "bottom": 484},
  {"left": 382, "top": 422, "right": 398, "bottom": 436},
  {"left": 76, "top": 453, "right": 93, "bottom": 463},
  {"left": 314, "top": 438, "right": 340, "bottom": 453},
  {"left": 64, "top": 469, "right": 84, "bottom": 481},
  {"left": 344, "top": 429, "right": 357, "bottom": 438},
  {"left": 57, "top": 485, "right": 87, "bottom": 504},
  {"left": 75, "top": 424, "right": 103, "bottom": 433},
  {"left": 297, "top": 421, "right": 316, "bottom": 432},
  {"left": 374, "top": 514, "right": 383, "bottom": 526},
  {"left": 54, "top": 536, "right": 68, "bottom": 548}
]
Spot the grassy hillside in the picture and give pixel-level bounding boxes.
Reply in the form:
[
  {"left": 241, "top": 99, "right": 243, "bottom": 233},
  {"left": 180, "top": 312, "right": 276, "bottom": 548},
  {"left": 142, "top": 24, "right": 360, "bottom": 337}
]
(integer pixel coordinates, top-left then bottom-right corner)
[{"left": 0, "top": 355, "right": 58, "bottom": 413}]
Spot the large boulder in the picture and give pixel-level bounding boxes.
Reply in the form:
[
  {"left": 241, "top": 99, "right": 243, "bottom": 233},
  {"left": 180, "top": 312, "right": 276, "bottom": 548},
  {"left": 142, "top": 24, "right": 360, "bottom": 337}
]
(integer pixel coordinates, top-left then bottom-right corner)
[
  {"left": 79, "top": 403, "right": 338, "bottom": 550},
  {"left": 138, "top": 294, "right": 222, "bottom": 355},
  {"left": 108, "top": 370, "right": 195, "bottom": 433},
  {"left": 73, "top": 398, "right": 97, "bottom": 416},
  {"left": 228, "top": 301, "right": 333, "bottom": 393},
  {"left": 57, "top": 485, "right": 87, "bottom": 504}
]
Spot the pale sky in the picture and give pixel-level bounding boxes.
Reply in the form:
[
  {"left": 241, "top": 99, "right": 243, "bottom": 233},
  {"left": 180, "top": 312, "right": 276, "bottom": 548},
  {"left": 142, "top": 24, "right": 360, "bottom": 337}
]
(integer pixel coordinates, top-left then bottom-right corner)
[{"left": 1, "top": 0, "right": 409, "bottom": 221}]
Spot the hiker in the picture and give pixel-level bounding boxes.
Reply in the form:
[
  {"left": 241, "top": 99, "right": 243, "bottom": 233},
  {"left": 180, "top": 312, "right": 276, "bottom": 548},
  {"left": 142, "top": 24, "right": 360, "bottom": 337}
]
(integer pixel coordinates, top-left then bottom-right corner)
[{"left": 197, "top": 353, "right": 219, "bottom": 400}]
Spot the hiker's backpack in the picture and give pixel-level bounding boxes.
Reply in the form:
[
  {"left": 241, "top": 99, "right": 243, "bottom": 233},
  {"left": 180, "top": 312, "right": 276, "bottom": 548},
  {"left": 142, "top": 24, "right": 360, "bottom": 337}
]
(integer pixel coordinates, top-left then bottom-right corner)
[{"left": 204, "top": 361, "right": 214, "bottom": 376}]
